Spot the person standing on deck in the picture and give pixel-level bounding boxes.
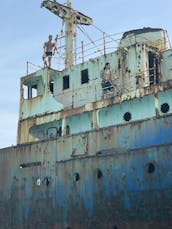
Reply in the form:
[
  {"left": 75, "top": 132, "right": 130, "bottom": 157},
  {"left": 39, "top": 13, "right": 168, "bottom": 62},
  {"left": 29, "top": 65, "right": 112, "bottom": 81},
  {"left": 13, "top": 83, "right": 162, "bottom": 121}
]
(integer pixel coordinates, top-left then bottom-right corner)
[
  {"left": 101, "top": 62, "right": 113, "bottom": 88},
  {"left": 42, "top": 34, "right": 58, "bottom": 68}
]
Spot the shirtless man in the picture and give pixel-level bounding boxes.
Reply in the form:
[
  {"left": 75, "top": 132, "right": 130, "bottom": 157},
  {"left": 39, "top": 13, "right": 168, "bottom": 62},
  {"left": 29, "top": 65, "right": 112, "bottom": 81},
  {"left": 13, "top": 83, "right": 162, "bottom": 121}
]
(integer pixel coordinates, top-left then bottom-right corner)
[{"left": 43, "top": 34, "right": 58, "bottom": 68}]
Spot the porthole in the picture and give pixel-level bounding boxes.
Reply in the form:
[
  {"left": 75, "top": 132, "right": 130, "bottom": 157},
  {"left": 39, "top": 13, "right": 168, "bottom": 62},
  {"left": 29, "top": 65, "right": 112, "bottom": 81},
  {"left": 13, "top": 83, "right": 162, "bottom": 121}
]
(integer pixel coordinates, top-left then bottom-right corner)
[
  {"left": 113, "top": 226, "right": 118, "bottom": 229},
  {"left": 97, "top": 169, "right": 103, "bottom": 179},
  {"left": 36, "top": 178, "right": 41, "bottom": 186},
  {"left": 73, "top": 173, "right": 80, "bottom": 182},
  {"left": 146, "top": 163, "right": 155, "bottom": 174},
  {"left": 123, "top": 112, "right": 132, "bottom": 121},
  {"left": 161, "top": 103, "right": 169, "bottom": 113},
  {"left": 44, "top": 177, "right": 50, "bottom": 186}
]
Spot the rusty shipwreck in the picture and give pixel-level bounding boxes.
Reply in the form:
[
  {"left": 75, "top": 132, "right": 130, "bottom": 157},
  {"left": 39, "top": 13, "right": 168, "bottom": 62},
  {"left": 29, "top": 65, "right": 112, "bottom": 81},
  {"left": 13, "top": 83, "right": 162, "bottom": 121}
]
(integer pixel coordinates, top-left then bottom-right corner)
[{"left": 1, "top": 0, "right": 172, "bottom": 228}]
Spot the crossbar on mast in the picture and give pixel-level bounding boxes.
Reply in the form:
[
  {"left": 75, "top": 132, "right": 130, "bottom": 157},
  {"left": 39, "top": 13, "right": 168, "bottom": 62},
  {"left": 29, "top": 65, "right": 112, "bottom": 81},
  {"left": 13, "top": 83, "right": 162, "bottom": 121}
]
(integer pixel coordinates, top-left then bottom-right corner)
[{"left": 41, "top": 0, "right": 93, "bottom": 68}]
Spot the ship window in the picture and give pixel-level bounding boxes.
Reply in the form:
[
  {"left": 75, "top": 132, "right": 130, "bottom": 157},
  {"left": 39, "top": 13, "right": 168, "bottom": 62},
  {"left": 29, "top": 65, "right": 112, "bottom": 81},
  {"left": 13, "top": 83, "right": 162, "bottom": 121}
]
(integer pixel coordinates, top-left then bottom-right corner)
[
  {"left": 97, "top": 169, "right": 103, "bottom": 179},
  {"left": 113, "top": 226, "right": 118, "bottom": 229},
  {"left": 31, "top": 85, "right": 38, "bottom": 98},
  {"left": 49, "top": 80, "right": 54, "bottom": 94},
  {"left": 46, "top": 127, "right": 58, "bottom": 139},
  {"left": 148, "top": 51, "right": 159, "bottom": 86},
  {"left": 36, "top": 178, "right": 41, "bottom": 186},
  {"left": 118, "top": 59, "right": 121, "bottom": 69},
  {"left": 81, "top": 69, "right": 89, "bottom": 84},
  {"left": 161, "top": 103, "right": 169, "bottom": 113},
  {"left": 59, "top": 127, "right": 62, "bottom": 137},
  {"left": 146, "top": 163, "right": 155, "bottom": 174},
  {"left": 123, "top": 112, "right": 132, "bottom": 121},
  {"left": 23, "top": 85, "right": 28, "bottom": 99},
  {"left": 73, "top": 173, "right": 80, "bottom": 182},
  {"left": 44, "top": 177, "right": 50, "bottom": 186},
  {"left": 63, "top": 75, "right": 70, "bottom": 90},
  {"left": 66, "top": 125, "right": 70, "bottom": 135},
  {"left": 19, "top": 161, "right": 41, "bottom": 169}
]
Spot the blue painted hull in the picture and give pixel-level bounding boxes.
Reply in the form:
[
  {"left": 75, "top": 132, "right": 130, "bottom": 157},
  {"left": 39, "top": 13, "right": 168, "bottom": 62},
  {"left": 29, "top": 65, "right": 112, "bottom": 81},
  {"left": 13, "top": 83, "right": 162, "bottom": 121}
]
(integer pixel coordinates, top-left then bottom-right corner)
[{"left": 0, "top": 114, "right": 172, "bottom": 228}]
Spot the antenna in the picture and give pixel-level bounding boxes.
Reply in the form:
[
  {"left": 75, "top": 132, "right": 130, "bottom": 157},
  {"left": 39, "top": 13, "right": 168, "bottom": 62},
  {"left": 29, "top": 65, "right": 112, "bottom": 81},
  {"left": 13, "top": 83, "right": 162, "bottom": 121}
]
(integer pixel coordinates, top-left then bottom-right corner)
[{"left": 41, "top": 0, "right": 93, "bottom": 68}]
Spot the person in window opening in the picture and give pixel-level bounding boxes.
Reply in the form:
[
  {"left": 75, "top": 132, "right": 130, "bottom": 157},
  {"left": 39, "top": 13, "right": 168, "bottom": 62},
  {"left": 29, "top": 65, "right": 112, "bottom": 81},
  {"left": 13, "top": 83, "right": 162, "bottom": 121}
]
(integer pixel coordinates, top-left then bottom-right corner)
[
  {"left": 42, "top": 34, "right": 58, "bottom": 68},
  {"left": 101, "top": 62, "right": 113, "bottom": 89}
]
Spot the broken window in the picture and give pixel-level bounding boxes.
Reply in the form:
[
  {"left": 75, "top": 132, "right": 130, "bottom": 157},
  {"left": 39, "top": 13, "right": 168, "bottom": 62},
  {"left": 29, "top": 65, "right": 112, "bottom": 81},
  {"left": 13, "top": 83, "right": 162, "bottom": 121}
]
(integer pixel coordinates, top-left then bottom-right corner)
[
  {"left": 46, "top": 127, "right": 58, "bottom": 139},
  {"left": 81, "top": 69, "right": 89, "bottom": 84},
  {"left": 49, "top": 80, "right": 54, "bottom": 94},
  {"left": 22, "top": 74, "right": 44, "bottom": 100},
  {"left": 63, "top": 75, "right": 70, "bottom": 90},
  {"left": 23, "top": 85, "right": 28, "bottom": 99},
  {"left": 148, "top": 51, "right": 159, "bottom": 85},
  {"left": 59, "top": 127, "right": 62, "bottom": 137},
  {"left": 66, "top": 125, "right": 70, "bottom": 135},
  {"left": 31, "top": 85, "right": 38, "bottom": 98}
]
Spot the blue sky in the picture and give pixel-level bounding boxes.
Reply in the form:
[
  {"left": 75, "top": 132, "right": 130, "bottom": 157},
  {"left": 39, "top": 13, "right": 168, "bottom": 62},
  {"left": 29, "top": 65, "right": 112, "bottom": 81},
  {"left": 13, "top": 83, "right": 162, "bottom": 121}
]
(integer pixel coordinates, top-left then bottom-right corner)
[{"left": 0, "top": 0, "right": 172, "bottom": 148}]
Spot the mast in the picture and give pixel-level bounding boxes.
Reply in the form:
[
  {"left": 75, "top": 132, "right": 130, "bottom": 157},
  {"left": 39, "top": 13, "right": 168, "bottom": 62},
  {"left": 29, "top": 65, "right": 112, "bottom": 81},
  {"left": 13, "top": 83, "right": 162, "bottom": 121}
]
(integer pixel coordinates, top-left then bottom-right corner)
[
  {"left": 65, "top": 0, "right": 75, "bottom": 67},
  {"left": 41, "top": 0, "right": 92, "bottom": 68}
]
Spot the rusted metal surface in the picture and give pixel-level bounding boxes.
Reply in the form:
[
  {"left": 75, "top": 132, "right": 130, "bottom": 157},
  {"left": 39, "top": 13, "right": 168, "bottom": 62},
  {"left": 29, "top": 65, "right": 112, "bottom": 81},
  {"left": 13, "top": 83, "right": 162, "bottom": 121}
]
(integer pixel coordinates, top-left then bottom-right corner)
[
  {"left": 17, "top": 26, "right": 172, "bottom": 145},
  {"left": 0, "top": 140, "right": 172, "bottom": 228},
  {"left": 18, "top": 28, "right": 172, "bottom": 120},
  {"left": 2, "top": 5, "right": 172, "bottom": 227},
  {"left": 16, "top": 113, "right": 172, "bottom": 161},
  {"left": 21, "top": 79, "right": 172, "bottom": 121},
  {"left": 120, "top": 28, "right": 170, "bottom": 51},
  {"left": 18, "top": 83, "right": 172, "bottom": 144}
]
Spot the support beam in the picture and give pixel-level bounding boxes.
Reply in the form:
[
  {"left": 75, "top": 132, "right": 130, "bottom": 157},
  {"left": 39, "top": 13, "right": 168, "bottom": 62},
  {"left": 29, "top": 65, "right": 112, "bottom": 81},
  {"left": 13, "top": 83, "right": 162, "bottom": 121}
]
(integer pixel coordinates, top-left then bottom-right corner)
[{"left": 41, "top": 0, "right": 92, "bottom": 68}]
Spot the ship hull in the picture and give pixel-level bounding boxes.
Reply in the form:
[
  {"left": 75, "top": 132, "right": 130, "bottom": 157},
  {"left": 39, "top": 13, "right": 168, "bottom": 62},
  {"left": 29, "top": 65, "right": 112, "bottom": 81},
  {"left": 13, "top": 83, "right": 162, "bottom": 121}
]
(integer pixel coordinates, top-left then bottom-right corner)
[
  {"left": 1, "top": 114, "right": 172, "bottom": 228},
  {"left": 0, "top": 145, "right": 172, "bottom": 228}
]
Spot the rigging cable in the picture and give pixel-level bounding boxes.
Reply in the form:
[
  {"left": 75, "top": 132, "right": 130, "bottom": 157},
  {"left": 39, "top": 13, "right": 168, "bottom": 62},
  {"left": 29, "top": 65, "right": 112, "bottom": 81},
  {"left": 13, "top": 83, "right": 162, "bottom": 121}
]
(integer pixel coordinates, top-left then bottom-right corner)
[
  {"left": 92, "top": 24, "right": 123, "bottom": 43},
  {"left": 77, "top": 24, "right": 103, "bottom": 55}
]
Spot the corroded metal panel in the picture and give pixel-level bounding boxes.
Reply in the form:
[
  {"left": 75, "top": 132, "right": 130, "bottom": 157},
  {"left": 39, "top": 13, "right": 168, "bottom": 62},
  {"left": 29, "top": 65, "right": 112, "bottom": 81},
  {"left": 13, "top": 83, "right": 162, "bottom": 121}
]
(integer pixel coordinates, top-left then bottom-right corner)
[
  {"left": 18, "top": 82, "right": 172, "bottom": 144},
  {"left": 0, "top": 141, "right": 172, "bottom": 228},
  {"left": 6, "top": 22, "right": 172, "bottom": 229},
  {"left": 19, "top": 28, "right": 172, "bottom": 122},
  {"left": 119, "top": 28, "right": 170, "bottom": 51},
  {"left": 98, "top": 94, "right": 156, "bottom": 128},
  {"left": 18, "top": 110, "right": 172, "bottom": 157}
]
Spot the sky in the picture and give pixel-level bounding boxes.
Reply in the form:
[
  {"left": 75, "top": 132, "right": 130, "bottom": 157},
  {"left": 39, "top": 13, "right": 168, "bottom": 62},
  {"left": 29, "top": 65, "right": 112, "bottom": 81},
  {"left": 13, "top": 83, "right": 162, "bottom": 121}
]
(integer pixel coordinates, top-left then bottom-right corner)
[{"left": 0, "top": 0, "right": 172, "bottom": 148}]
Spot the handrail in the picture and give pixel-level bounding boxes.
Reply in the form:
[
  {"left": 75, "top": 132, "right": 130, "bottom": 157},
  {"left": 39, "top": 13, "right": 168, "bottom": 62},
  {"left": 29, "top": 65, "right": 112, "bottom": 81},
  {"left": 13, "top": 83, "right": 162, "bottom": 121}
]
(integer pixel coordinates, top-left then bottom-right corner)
[
  {"left": 26, "top": 31, "right": 168, "bottom": 73},
  {"left": 50, "top": 33, "right": 122, "bottom": 70}
]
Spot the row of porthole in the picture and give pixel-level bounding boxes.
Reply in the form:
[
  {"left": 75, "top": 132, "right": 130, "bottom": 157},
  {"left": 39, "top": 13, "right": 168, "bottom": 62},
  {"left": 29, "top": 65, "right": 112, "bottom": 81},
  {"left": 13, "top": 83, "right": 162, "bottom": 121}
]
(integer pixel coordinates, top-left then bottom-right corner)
[
  {"left": 31, "top": 102, "right": 170, "bottom": 140},
  {"left": 73, "top": 162, "right": 155, "bottom": 182},
  {"left": 123, "top": 103, "right": 170, "bottom": 122},
  {"left": 34, "top": 164, "right": 156, "bottom": 229},
  {"left": 35, "top": 171, "right": 101, "bottom": 186},
  {"left": 73, "top": 169, "right": 103, "bottom": 182},
  {"left": 35, "top": 162, "right": 155, "bottom": 186}
]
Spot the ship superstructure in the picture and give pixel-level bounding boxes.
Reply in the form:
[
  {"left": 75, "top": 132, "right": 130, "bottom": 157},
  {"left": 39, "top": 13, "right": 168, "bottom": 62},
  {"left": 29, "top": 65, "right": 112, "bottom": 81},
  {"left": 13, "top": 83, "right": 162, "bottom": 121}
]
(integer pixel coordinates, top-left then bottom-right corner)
[
  {"left": 1, "top": 1, "right": 172, "bottom": 228},
  {"left": 18, "top": 26, "right": 172, "bottom": 145}
]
